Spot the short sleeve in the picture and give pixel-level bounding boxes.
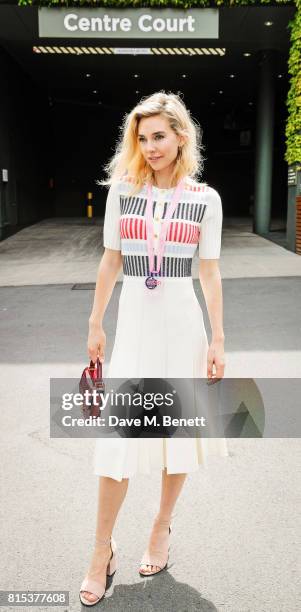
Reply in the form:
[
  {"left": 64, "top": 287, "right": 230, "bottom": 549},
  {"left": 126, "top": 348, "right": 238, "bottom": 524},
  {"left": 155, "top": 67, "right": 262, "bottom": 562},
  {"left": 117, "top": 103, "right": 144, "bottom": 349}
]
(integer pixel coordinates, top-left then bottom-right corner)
[
  {"left": 198, "top": 187, "right": 223, "bottom": 259},
  {"left": 103, "top": 181, "right": 121, "bottom": 251}
]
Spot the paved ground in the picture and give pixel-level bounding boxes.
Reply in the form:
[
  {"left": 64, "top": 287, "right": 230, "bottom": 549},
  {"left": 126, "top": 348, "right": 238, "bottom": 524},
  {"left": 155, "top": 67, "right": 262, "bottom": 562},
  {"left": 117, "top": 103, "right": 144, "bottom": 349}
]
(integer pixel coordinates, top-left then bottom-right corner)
[
  {"left": 0, "top": 218, "right": 301, "bottom": 612},
  {"left": 0, "top": 216, "right": 300, "bottom": 287}
]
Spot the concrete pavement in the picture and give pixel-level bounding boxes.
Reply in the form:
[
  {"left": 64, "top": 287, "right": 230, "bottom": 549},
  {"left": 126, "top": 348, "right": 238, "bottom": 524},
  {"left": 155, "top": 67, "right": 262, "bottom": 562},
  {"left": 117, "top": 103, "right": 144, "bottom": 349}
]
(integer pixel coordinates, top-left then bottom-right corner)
[
  {"left": 0, "top": 216, "right": 301, "bottom": 287},
  {"left": 0, "top": 217, "right": 300, "bottom": 612}
]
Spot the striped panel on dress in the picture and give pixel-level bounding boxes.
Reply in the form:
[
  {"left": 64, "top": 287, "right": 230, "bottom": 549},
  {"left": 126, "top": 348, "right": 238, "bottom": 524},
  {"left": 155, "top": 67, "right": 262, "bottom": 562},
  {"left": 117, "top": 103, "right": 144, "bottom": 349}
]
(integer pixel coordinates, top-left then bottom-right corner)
[
  {"left": 120, "top": 218, "right": 200, "bottom": 244},
  {"left": 123, "top": 255, "right": 192, "bottom": 278},
  {"left": 121, "top": 240, "right": 197, "bottom": 258},
  {"left": 120, "top": 195, "right": 207, "bottom": 224}
]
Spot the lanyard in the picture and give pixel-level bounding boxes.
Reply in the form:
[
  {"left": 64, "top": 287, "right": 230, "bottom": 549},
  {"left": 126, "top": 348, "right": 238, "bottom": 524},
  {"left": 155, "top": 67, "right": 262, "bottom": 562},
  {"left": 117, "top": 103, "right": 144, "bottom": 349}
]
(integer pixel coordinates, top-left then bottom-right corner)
[{"left": 145, "top": 177, "right": 185, "bottom": 287}]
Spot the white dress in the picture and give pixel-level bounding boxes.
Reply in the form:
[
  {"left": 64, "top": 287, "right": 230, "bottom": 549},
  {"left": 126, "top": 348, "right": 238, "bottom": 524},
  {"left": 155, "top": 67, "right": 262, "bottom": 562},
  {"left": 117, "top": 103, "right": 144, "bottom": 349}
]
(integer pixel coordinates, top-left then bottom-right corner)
[{"left": 93, "top": 175, "right": 229, "bottom": 481}]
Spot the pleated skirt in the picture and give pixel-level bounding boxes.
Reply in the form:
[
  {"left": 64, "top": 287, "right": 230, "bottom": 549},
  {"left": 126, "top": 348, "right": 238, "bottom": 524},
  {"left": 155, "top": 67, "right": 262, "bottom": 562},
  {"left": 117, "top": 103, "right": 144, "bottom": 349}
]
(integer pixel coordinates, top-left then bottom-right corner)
[{"left": 93, "top": 275, "right": 229, "bottom": 481}]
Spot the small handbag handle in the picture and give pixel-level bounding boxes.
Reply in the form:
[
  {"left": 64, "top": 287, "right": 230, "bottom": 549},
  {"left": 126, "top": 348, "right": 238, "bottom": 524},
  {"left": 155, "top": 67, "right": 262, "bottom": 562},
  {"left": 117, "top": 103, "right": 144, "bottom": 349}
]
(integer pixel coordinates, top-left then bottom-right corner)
[{"left": 88, "top": 357, "right": 103, "bottom": 380}]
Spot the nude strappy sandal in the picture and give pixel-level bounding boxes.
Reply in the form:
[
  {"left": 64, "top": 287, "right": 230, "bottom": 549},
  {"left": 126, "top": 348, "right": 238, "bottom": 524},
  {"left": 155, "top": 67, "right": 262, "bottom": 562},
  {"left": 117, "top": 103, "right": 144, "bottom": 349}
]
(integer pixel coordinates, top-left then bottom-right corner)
[
  {"left": 139, "top": 518, "right": 172, "bottom": 577},
  {"left": 79, "top": 536, "right": 117, "bottom": 606}
]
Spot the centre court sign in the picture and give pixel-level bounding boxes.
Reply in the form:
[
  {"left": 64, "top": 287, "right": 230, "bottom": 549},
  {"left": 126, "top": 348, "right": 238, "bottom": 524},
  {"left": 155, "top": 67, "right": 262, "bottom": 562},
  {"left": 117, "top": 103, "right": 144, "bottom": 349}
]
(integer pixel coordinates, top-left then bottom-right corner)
[{"left": 38, "top": 8, "right": 219, "bottom": 40}]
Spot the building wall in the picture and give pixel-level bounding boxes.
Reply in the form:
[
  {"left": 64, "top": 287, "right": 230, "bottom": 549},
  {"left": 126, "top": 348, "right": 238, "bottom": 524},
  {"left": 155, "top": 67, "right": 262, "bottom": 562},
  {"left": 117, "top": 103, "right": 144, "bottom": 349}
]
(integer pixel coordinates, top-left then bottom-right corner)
[
  {"left": 0, "top": 47, "right": 53, "bottom": 238},
  {"left": 0, "top": 45, "right": 289, "bottom": 240}
]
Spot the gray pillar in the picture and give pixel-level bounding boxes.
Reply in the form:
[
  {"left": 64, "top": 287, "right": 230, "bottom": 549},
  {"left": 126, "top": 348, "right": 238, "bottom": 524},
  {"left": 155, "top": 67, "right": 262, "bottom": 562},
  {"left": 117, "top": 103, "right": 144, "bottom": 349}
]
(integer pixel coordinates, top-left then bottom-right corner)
[{"left": 253, "top": 50, "right": 276, "bottom": 235}]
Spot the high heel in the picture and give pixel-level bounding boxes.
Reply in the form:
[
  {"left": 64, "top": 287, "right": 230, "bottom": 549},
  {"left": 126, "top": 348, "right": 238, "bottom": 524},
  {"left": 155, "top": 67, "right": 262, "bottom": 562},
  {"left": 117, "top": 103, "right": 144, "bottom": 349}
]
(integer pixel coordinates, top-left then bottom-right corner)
[
  {"left": 79, "top": 536, "right": 117, "bottom": 607},
  {"left": 139, "top": 517, "right": 172, "bottom": 577}
]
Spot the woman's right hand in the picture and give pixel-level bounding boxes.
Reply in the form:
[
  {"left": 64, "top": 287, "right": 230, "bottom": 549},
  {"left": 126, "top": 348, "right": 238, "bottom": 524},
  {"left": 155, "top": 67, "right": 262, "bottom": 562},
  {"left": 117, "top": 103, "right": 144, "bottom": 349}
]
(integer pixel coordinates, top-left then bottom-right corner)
[{"left": 87, "top": 323, "right": 106, "bottom": 364}]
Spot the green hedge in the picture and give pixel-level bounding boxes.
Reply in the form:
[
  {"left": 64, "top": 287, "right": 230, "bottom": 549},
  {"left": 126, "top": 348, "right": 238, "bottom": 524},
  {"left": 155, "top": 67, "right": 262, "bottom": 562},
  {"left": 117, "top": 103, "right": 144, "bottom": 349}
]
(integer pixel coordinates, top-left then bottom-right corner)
[{"left": 18, "top": 0, "right": 301, "bottom": 165}]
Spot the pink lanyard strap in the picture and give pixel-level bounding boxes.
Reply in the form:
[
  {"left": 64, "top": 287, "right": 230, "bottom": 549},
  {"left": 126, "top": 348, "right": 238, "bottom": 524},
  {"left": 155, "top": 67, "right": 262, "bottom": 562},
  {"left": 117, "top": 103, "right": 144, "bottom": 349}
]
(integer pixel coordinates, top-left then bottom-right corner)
[{"left": 145, "top": 177, "right": 186, "bottom": 275}]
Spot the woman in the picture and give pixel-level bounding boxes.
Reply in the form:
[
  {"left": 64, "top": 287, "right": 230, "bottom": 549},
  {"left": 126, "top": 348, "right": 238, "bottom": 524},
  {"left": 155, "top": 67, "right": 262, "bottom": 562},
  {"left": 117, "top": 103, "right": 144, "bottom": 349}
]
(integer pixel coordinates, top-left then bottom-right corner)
[{"left": 79, "top": 91, "right": 228, "bottom": 606}]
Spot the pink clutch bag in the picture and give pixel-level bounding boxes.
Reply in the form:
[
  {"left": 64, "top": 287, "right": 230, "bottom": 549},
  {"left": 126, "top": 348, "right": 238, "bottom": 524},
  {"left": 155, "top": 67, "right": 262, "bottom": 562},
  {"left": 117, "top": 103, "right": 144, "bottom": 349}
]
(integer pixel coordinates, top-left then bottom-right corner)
[{"left": 79, "top": 357, "right": 105, "bottom": 418}]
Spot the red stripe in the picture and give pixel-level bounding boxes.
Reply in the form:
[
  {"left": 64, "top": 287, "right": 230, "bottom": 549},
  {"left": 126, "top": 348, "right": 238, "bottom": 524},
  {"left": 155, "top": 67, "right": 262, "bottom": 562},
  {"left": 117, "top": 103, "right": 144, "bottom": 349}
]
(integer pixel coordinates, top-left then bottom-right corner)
[
  {"left": 174, "top": 222, "right": 178, "bottom": 242},
  {"left": 186, "top": 224, "right": 191, "bottom": 243},
  {"left": 171, "top": 222, "right": 176, "bottom": 242},
  {"left": 121, "top": 216, "right": 200, "bottom": 244},
  {"left": 178, "top": 221, "right": 184, "bottom": 243},
  {"left": 173, "top": 223, "right": 177, "bottom": 242},
  {"left": 166, "top": 224, "right": 172, "bottom": 241},
  {"left": 185, "top": 222, "right": 190, "bottom": 243}
]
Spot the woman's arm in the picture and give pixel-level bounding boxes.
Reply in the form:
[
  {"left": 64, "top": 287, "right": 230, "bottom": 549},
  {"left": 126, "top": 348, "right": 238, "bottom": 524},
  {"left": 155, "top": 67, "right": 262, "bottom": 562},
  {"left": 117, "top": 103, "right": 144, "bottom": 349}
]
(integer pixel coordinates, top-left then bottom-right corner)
[
  {"left": 199, "top": 259, "right": 225, "bottom": 379},
  {"left": 88, "top": 248, "right": 123, "bottom": 362}
]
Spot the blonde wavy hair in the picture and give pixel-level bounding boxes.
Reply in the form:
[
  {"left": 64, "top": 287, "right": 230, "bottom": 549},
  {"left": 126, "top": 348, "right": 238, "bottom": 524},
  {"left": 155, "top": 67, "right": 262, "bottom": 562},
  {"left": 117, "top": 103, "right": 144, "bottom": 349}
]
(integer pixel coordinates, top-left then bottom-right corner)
[{"left": 98, "top": 91, "right": 206, "bottom": 195}]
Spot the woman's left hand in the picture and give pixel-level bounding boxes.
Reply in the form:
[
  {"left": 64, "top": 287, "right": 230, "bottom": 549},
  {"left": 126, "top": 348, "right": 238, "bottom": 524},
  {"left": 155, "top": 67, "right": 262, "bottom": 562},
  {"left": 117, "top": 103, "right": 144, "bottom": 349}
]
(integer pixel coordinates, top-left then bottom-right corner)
[{"left": 207, "top": 339, "right": 225, "bottom": 382}]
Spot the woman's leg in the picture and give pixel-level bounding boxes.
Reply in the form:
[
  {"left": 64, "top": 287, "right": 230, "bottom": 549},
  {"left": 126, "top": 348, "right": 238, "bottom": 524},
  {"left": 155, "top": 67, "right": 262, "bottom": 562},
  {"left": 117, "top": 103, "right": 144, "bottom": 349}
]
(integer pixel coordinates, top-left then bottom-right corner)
[
  {"left": 140, "top": 468, "right": 187, "bottom": 574},
  {"left": 81, "top": 476, "right": 129, "bottom": 603},
  {"left": 158, "top": 468, "right": 187, "bottom": 520}
]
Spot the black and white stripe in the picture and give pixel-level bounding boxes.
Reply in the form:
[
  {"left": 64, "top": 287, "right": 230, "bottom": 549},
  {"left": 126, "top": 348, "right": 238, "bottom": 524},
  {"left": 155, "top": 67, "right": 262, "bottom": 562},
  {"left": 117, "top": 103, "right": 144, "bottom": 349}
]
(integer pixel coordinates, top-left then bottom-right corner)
[
  {"left": 123, "top": 255, "right": 192, "bottom": 277},
  {"left": 120, "top": 195, "right": 206, "bottom": 224},
  {"left": 167, "top": 201, "right": 207, "bottom": 223},
  {"left": 120, "top": 196, "right": 150, "bottom": 216}
]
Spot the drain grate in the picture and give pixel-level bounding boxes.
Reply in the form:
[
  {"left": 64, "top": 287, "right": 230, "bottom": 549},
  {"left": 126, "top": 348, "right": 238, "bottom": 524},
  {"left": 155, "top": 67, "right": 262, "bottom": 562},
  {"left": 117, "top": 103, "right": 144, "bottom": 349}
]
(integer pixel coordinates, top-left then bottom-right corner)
[{"left": 71, "top": 283, "right": 96, "bottom": 290}]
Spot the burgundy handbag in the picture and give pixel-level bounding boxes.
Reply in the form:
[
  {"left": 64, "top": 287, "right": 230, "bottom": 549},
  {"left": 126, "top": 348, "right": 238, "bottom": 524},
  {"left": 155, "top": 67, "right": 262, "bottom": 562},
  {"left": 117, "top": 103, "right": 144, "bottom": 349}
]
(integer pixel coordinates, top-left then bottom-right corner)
[{"left": 79, "top": 357, "right": 105, "bottom": 418}]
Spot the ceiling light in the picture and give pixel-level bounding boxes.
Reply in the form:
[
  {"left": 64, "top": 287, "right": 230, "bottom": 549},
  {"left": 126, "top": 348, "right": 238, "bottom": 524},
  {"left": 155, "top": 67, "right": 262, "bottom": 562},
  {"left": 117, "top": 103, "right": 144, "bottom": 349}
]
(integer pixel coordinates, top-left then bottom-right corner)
[
  {"left": 134, "top": 74, "right": 139, "bottom": 78},
  {"left": 264, "top": 21, "right": 273, "bottom": 27},
  {"left": 229, "top": 74, "right": 235, "bottom": 78},
  {"left": 135, "top": 90, "right": 140, "bottom": 94},
  {"left": 244, "top": 52, "right": 251, "bottom": 57},
  {"left": 93, "top": 90, "right": 98, "bottom": 94},
  {"left": 86, "top": 73, "right": 91, "bottom": 78},
  {"left": 219, "top": 90, "right": 223, "bottom": 94},
  {"left": 182, "top": 74, "right": 187, "bottom": 78},
  {"left": 248, "top": 102, "right": 253, "bottom": 106},
  {"left": 278, "top": 74, "right": 283, "bottom": 78}
]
